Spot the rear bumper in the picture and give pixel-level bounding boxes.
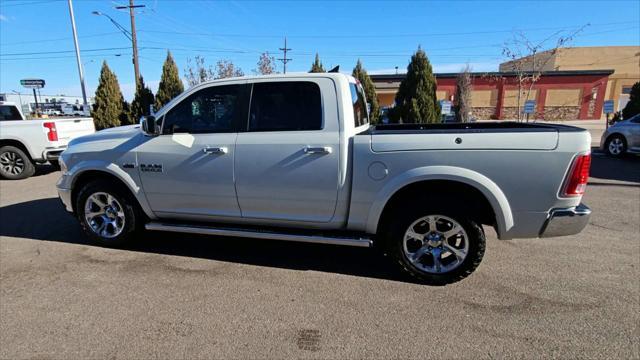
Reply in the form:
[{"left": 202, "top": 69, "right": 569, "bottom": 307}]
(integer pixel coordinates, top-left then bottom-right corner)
[
  {"left": 539, "top": 204, "right": 591, "bottom": 238},
  {"left": 42, "top": 146, "right": 67, "bottom": 161}
]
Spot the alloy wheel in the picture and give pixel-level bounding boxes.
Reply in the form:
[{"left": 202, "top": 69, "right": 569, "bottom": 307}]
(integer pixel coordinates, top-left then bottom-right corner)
[
  {"left": 608, "top": 138, "right": 624, "bottom": 155},
  {"left": 84, "top": 192, "right": 126, "bottom": 239},
  {"left": 0, "top": 151, "right": 25, "bottom": 175},
  {"left": 402, "top": 215, "right": 469, "bottom": 274}
]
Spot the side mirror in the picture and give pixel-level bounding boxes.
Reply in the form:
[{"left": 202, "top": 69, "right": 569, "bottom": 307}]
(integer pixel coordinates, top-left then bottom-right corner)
[{"left": 140, "top": 115, "right": 159, "bottom": 136}]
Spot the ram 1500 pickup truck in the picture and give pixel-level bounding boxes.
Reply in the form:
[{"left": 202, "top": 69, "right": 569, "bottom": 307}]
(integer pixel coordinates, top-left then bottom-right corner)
[
  {"left": 1, "top": 101, "right": 95, "bottom": 179},
  {"left": 56, "top": 73, "right": 592, "bottom": 284}
]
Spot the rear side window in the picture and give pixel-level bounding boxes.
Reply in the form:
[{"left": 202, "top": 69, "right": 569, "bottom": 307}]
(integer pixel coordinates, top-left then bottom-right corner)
[
  {"left": 248, "top": 82, "right": 322, "bottom": 131},
  {"left": 162, "top": 84, "right": 247, "bottom": 134},
  {"left": 0, "top": 105, "right": 23, "bottom": 121},
  {"left": 350, "top": 83, "right": 369, "bottom": 127}
]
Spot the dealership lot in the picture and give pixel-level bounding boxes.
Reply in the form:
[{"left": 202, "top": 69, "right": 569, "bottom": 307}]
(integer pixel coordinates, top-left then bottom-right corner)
[{"left": 0, "top": 154, "right": 638, "bottom": 359}]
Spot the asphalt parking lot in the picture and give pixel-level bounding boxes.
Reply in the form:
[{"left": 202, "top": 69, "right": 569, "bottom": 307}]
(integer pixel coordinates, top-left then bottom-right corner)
[{"left": 1, "top": 152, "right": 638, "bottom": 359}]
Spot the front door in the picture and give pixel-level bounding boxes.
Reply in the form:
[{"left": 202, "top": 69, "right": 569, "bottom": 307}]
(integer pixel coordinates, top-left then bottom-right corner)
[
  {"left": 137, "top": 83, "right": 249, "bottom": 219},
  {"left": 234, "top": 80, "right": 340, "bottom": 223}
]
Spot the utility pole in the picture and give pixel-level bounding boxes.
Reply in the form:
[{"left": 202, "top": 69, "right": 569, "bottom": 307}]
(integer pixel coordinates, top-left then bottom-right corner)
[
  {"left": 278, "top": 37, "right": 292, "bottom": 74},
  {"left": 67, "top": 0, "right": 88, "bottom": 111},
  {"left": 116, "top": 0, "right": 145, "bottom": 86}
]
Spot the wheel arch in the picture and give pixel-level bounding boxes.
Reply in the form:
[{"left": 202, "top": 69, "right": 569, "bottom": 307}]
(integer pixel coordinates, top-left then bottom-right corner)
[
  {"left": 0, "top": 139, "right": 34, "bottom": 161},
  {"left": 605, "top": 132, "right": 627, "bottom": 145},
  {"left": 367, "top": 166, "right": 514, "bottom": 239},
  {"left": 69, "top": 166, "right": 155, "bottom": 220}
]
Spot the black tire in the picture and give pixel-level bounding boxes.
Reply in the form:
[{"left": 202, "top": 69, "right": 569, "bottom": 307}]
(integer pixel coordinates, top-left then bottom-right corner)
[
  {"left": 75, "top": 179, "right": 141, "bottom": 247},
  {"left": 0, "top": 145, "right": 36, "bottom": 180},
  {"left": 382, "top": 206, "right": 486, "bottom": 285},
  {"left": 605, "top": 135, "right": 627, "bottom": 157}
]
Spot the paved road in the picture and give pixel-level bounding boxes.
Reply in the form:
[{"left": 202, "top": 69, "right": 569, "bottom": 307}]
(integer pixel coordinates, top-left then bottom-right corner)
[{"left": 1, "top": 154, "right": 638, "bottom": 359}]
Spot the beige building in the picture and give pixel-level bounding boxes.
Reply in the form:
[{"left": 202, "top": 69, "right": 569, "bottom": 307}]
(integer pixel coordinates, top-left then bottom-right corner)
[{"left": 500, "top": 46, "right": 640, "bottom": 114}]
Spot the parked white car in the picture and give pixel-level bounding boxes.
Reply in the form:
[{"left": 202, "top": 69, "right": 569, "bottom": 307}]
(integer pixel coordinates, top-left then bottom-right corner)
[{"left": 0, "top": 101, "right": 95, "bottom": 179}]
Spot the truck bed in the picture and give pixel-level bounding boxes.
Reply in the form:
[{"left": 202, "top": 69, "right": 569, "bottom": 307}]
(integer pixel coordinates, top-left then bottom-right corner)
[{"left": 366, "top": 122, "right": 587, "bottom": 152}]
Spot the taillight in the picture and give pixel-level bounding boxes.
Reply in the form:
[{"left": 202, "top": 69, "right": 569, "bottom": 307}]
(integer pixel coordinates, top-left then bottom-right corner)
[
  {"left": 43, "top": 122, "right": 58, "bottom": 141},
  {"left": 562, "top": 153, "right": 591, "bottom": 197}
]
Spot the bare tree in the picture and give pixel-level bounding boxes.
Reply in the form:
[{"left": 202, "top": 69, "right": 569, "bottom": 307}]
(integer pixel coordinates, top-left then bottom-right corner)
[
  {"left": 184, "top": 55, "right": 214, "bottom": 87},
  {"left": 498, "top": 25, "right": 588, "bottom": 121},
  {"left": 455, "top": 65, "right": 472, "bottom": 122},
  {"left": 254, "top": 52, "right": 277, "bottom": 75},
  {"left": 215, "top": 60, "right": 244, "bottom": 79}
]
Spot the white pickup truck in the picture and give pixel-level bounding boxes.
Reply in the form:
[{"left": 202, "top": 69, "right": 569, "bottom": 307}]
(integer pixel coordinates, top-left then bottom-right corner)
[
  {"left": 56, "top": 73, "right": 592, "bottom": 285},
  {"left": 0, "top": 101, "right": 95, "bottom": 179}
]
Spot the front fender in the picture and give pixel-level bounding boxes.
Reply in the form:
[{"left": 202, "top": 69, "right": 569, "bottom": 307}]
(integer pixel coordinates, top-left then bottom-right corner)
[
  {"left": 365, "top": 165, "right": 514, "bottom": 238},
  {"left": 62, "top": 159, "right": 156, "bottom": 220}
]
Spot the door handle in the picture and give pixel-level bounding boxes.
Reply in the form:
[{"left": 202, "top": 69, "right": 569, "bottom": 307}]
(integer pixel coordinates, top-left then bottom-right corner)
[
  {"left": 303, "top": 146, "right": 332, "bottom": 154},
  {"left": 203, "top": 146, "right": 228, "bottom": 154}
]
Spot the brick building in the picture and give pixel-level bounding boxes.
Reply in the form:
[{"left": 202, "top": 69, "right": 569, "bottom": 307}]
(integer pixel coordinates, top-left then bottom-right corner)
[{"left": 371, "top": 46, "right": 639, "bottom": 121}]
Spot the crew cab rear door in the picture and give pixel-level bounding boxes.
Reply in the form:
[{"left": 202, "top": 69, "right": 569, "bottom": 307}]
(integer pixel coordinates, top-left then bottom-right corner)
[{"left": 234, "top": 78, "right": 340, "bottom": 223}]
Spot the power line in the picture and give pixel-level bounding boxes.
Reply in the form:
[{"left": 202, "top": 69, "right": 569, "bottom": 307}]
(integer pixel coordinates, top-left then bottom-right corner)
[
  {"left": 1, "top": 0, "right": 59, "bottom": 7},
  {"left": 0, "top": 46, "right": 132, "bottom": 56}
]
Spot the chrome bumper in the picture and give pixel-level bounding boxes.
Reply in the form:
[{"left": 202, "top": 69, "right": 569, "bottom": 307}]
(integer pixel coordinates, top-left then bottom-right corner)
[{"left": 539, "top": 204, "right": 591, "bottom": 238}]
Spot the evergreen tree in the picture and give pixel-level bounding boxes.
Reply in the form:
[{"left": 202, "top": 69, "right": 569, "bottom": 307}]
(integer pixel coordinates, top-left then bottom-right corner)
[
  {"left": 119, "top": 100, "right": 132, "bottom": 126},
  {"left": 352, "top": 59, "right": 380, "bottom": 123},
  {"left": 310, "top": 53, "right": 325, "bottom": 73},
  {"left": 390, "top": 47, "right": 440, "bottom": 123},
  {"left": 131, "top": 77, "right": 155, "bottom": 123},
  {"left": 155, "top": 51, "right": 184, "bottom": 110},
  {"left": 92, "top": 61, "right": 125, "bottom": 129},
  {"left": 622, "top": 81, "right": 640, "bottom": 120}
]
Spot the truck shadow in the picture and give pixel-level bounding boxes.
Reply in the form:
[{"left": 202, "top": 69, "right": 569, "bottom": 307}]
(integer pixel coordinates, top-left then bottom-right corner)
[
  {"left": 589, "top": 151, "right": 639, "bottom": 184},
  {"left": 0, "top": 197, "right": 408, "bottom": 282}
]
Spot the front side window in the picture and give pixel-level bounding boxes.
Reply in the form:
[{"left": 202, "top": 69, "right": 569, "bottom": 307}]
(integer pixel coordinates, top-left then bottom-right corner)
[
  {"left": 350, "top": 83, "right": 369, "bottom": 127},
  {"left": 248, "top": 81, "right": 322, "bottom": 131},
  {"left": 0, "top": 105, "right": 23, "bottom": 121},
  {"left": 162, "top": 84, "right": 247, "bottom": 134}
]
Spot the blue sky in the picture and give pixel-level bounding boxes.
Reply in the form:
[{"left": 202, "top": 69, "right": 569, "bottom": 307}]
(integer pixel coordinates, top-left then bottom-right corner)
[{"left": 1, "top": 0, "right": 639, "bottom": 100}]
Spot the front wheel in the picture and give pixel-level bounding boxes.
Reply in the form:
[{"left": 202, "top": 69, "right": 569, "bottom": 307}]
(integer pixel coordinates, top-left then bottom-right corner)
[
  {"left": 383, "top": 209, "right": 486, "bottom": 285},
  {"left": 606, "top": 135, "right": 627, "bottom": 157},
  {"left": 75, "top": 180, "right": 140, "bottom": 247}
]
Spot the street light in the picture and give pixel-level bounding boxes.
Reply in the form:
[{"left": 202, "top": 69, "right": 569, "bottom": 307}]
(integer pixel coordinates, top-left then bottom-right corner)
[{"left": 92, "top": 10, "right": 140, "bottom": 83}]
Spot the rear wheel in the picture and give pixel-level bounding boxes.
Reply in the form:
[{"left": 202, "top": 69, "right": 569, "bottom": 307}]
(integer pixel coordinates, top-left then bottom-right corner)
[
  {"left": 0, "top": 145, "right": 35, "bottom": 180},
  {"left": 606, "top": 135, "right": 627, "bottom": 157},
  {"left": 383, "top": 206, "right": 485, "bottom": 285},
  {"left": 75, "top": 180, "right": 140, "bottom": 247}
]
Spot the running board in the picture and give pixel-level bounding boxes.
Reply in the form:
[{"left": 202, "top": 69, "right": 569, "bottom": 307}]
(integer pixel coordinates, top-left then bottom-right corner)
[{"left": 145, "top": 222, "right": 373, "bottom": 248}]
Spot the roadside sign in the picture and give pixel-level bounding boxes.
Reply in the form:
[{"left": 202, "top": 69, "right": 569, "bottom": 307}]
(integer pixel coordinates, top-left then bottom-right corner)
[
  {"left": 20, "top": 79, "right": 45, "bottom": 89},
  {"left": 440, "top": 100, "right": 452, "bottom": 115},
  {"left": 603, "top": 100, "right": 615, "bottom": 114},
  {"left": 523, "top": 100, "right": 536, "bottom": 114}
]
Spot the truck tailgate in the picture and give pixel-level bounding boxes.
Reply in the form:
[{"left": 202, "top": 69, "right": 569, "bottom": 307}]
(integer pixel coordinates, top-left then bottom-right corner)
[
  {"left": 371, "top": 130, "right": 559, "bottom": 152},
  {"left": 54, "top": 117, "right": 95, "bottom": 142}
]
